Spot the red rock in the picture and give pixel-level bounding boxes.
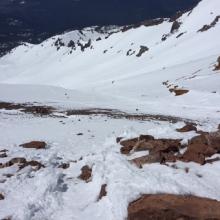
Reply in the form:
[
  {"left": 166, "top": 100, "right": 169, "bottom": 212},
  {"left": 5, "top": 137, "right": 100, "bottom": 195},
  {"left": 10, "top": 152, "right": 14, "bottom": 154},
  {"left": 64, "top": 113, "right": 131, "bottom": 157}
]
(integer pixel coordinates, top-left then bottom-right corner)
[
  {"left": 176, "top": 124, "right": 197, "bottom": 132},
  {"left": 78, "top": 165, "right": 92, "bottom": 182},
  {"left": 128, "top": 194, "right": 220, "bottom": 220}
]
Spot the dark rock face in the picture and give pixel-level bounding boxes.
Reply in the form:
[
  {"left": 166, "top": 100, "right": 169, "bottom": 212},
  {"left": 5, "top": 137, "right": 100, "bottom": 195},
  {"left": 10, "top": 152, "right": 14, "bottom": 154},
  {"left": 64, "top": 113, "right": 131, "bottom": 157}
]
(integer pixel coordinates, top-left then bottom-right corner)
[
  {"left": 214, "top": 56, "right": 220, "bottom": 71},
  {"left": 20, "top": 141, "right": 46, "bottom": 150},
  {"left": 0, "top": 192, "right": 4, "bottom": 200},
  {"left": 136, "top": 46, "right": 149, "bottom": 57},
  {"left": 128, "top": 194, "right": 220, "bottom": 220},
  {"left": 98, "top": 184, "right": 107, "bottom": 201},
  {"left": 198, "top": 15, "right": 220, "bottom": 32},
  {"left": 170, "top": 20, "right": 181, "bottom": 33}
]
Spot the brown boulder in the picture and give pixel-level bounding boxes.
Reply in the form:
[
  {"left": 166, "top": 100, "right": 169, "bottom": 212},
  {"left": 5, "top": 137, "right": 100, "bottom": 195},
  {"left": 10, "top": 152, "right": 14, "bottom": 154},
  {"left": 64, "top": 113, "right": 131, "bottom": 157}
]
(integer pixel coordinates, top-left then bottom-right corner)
[
  {"left": 0, "top": 192, "right": 4, "bottom": 200},
  {"left": 176, "top": 124, "right": 197, "bottom": 133},
  {"left": 182, "top": 132, "right": 220, "bottom": 165},
  {"left": 128, "top": 194, "right": 220, "bottom": 220},
  {"left": 78, "top": 165, "right": 92, "bottom": 182},
  {"left": 120, "top": 138, "right": 138, "bottom": 155},
  {"left": 20, "top": 141, "right": 46, "bottom": 149},
  {"left": 214, "top": 56, "right": 220, "bottom": 71}
]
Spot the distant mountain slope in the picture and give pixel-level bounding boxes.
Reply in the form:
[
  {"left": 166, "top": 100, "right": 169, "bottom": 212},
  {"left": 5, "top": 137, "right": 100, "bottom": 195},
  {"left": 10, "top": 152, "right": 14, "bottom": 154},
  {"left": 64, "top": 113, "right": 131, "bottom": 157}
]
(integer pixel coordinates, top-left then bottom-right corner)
[
  {"left": 0, "top": 0, "right": 200, "bottom": 56},
  {"left": 0, "top": 0, "right": 219, "bottom": 120}
]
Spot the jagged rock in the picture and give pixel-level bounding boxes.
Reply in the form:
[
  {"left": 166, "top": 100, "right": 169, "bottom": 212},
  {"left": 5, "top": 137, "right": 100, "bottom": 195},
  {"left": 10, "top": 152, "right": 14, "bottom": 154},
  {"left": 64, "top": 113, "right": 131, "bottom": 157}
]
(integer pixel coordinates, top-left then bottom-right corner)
[
  {"left": 58, "top": 163, "right": 70, "bottom": 169},
  {"left": 214, "top": 56, "right": 220, "bottom": 71},
  {"left": 170, "top": 21, "right": 181, "bottom": 33},
  {"left": 98, "top": 184, "right": 107, "bottom": 201},
  {"left": 20, "top": 141, "right": 46, "bottom": 149},
  {"left": 128, "top": 194, "right": 220, "bottom": 220},
  {"left": 136, "top": 46, "right": 149, "bottom": 57},
  {"left": 0, "top": 152, "right": 7, "bottom": 158},
  {"left": 0, "top": 193, "right": 4, "bottom": 200},
  {"left": 176, "top": 123, "right": 197, "bottom": 132},
  {"left": 198, "top": 15, "right": 220, "bottom": 32},
  {"left": 78, "top": 165, "right": 92, "bottom": 182},
  {"left": 182, "top": 131, "right": 220, "bottom": 165}
]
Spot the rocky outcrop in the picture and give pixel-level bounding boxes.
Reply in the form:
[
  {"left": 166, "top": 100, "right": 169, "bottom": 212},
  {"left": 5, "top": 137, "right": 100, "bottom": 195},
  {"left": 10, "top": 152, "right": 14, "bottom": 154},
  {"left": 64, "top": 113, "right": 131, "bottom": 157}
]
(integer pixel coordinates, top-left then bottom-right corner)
[
  {"left": 0, "top": 192, "right": 4, "bottom": 200},
  {"left": 119, "top": 128, "right": 220, "bottom": 167},
  {"left": 20, "top": 141, "right": 46, "bottom": 150},
  {"left": 128, "top": 194, "right": 220, "bottom": 220},
  {"left": 198, "top": 15, "right": 220, "bottom": 32},
  {"left": 0, "top": 157, "right": 44, "bottom": 171},
  {"left": 214, "top": 56, "right": 220, "bottom": 71},
  {"left": 170, "top": 21, "right": 181, "bottom": 33},
  {"left": 136, "top": 46, "right": 149, "bottom": 57}
]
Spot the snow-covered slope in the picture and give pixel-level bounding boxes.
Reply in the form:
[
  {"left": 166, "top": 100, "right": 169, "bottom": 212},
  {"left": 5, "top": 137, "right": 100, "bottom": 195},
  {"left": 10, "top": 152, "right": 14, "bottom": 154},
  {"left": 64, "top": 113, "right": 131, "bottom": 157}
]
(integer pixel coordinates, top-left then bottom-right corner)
[
  {"left": 1, "top": 1, "right": 220, "bottom": 220},
  {"left": 0, "top": 0, "right": 220, "bottom": 122},
  {"left": 0, "top": 0, "right": 220, "bottom": 121}
]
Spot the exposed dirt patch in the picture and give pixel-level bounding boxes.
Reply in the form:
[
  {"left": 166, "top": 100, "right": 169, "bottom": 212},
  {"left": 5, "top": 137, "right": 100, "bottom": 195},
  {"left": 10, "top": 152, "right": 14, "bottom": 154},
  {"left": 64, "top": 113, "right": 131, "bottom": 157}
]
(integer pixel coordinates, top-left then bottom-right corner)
[
  {"left": 97, "top": 184, "right": 107, "bottom": 201},
  {"left": 20, "top": 141, "right": 46, "bottom": 150},
  {"left": 0, "top": 157, "right": 44, "bottom": 171},
  {"left": 78, "top": 165, "right": 92, "bottom": 182},
  {"left": 176, "top": 123, "right": 197, "bottom": 133},
  {"left": 170, "top": 21, "right": 181, "bottom": 33},
  {"left": 128, "top": 194, "right": 220, "bottom": 220},
  {"left": 182, "top": 131, "right": 220, "bottom": 165}
]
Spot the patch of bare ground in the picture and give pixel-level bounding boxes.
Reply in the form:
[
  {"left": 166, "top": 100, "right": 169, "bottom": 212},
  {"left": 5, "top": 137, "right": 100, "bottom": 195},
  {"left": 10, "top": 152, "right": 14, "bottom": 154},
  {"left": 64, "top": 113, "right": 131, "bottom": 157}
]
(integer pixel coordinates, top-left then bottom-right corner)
[
  {"left": 78, "top": 165, "right": 92, "bottom": 182},
  {"left": 128, "top": 194, "right": 220, "bottom": 220},
  {"left": 20, "top": 141, "right": 46, "bottom": 149},
  {"left": 0, "top": 102, "right": 54, "bottom": 115},
  {"left": 0, "top": 157, "right": 44, "bottom": 171},
  {"left": 97, "top": 184, "right": 107, "bottom": 201},
  {"left": 119, "top": 125, "right": 220, "bottom": 167}
]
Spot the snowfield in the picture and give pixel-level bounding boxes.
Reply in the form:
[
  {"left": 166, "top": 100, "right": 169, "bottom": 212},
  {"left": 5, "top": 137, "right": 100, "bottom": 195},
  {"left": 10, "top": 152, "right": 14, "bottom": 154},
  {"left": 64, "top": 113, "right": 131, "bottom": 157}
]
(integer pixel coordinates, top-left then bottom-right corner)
[{"left": 0, "top": 0, "right": 220, "bottom": 219}]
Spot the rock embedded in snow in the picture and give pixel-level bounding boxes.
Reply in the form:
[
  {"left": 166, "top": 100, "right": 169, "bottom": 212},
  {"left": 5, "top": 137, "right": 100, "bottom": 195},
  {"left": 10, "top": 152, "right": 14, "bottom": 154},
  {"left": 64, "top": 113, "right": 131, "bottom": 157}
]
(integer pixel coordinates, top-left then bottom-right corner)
[
  {"left": 78, "top": 165, "right": 92, "bottom": 182},
  {"left": 214, "top": 56, "right": 220, "bottom": 71},
  {"left": 20, "top": 141, "right": 46, "bottom": 149},
  {"left": 0, "top": 192, "right": 4, "bottom": 200},
  {"left": 97, "top": 184, "right": 107, "bottom": 201},
  {"left": 182, "top": 130, "right": 220, "bottom": 165},
  {"left": 176, "top": 123, "right": 197, "bottom": 132},
  {"left": 127, "top": 194, "right": 220, "bottom": 220}
]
